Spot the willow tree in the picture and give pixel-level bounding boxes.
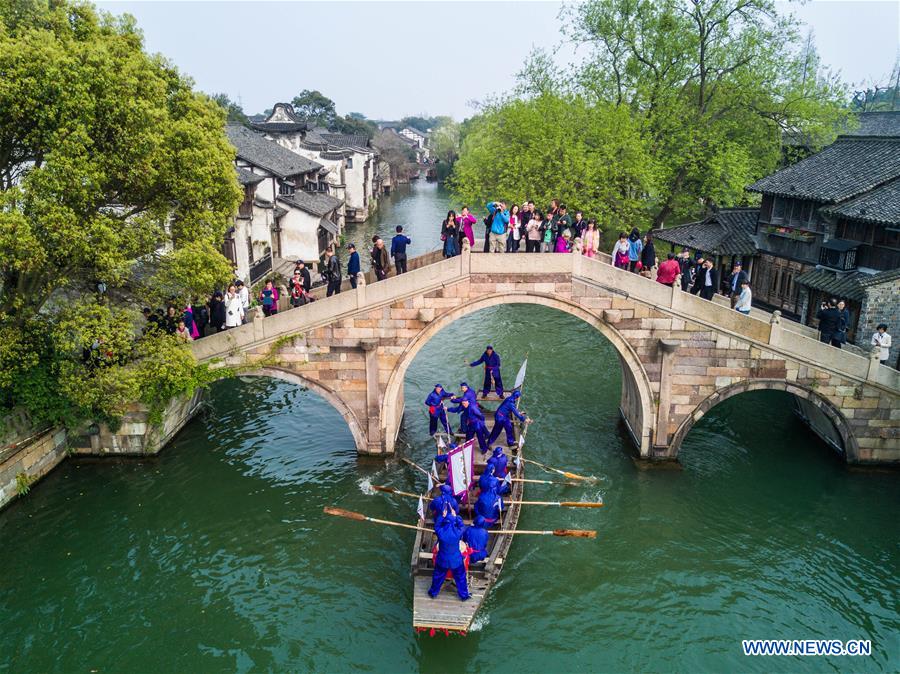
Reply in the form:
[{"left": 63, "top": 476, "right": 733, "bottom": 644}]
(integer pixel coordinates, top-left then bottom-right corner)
[
  {"left": 562, "top": 0, "right": 849, "bottom": 226},
  {"left": 0, "top": 1, "right": 240, "bottom": 428},
  {"left": 451, "top": 94, "right": 656, "bottom": 235}
]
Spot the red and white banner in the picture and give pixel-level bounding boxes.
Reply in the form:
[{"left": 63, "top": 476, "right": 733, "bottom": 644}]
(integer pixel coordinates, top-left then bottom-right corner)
[{"left": 446, "top": 439, "right": 475, "bottom": 501}]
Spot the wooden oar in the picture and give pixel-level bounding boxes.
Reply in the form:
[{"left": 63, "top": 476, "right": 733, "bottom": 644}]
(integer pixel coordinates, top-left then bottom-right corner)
[
  {"left": 519, "top": 457, "right": 598, "bottom": 483},
  {"left": 517, "top": 477, "right": 581, "bottom": 486},
  {"left": 372, "top": 485, "right": 603, "bottom": 508},
  {"left": 324, "top": 507, "right": 596, "bottom": 538},
  {"left": 401, "top": 457, "right": 443, "bottom": 483}
]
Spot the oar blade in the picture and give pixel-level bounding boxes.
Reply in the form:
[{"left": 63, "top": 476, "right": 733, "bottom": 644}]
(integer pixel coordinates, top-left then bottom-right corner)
[
  {"left": 559, "top": 502, "right": 605, "bottom": 508},
  {"left": 553, "top": 529, "right": 597, "bottom": 538},
  {"left": 324, "top": 506, "right": 366, "bottom": 521},
  {"left": 371, "top": 485, "right": 396, "bottom": 494}
]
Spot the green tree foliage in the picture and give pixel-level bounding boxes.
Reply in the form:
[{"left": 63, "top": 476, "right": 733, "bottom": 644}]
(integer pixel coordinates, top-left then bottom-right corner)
[
  {"left": 0, "top": 1, "right": 241, "bottom": 429},
  {"left": 291, "top": 89, "right": 337, "bottom": 127},
  {"left": 210, "top": 92, "right": 250, "bottom": 125},
  {"left": 560, "top": 0, "right": 849, "bottom": 226},
  {"left": 400, "top": 115, "right": 444, "bottom": 134},
  {"left": 451, "top": 94, "right": 655, "bottom": 235}
]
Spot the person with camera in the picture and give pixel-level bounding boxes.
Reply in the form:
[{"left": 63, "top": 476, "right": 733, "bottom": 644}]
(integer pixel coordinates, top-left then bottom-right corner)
[
  {"left": 485, "top": 201, "right": 510, "bottom": 253},
  {"left": 816, "top": 298, "right": 843, "bottom": 347}
]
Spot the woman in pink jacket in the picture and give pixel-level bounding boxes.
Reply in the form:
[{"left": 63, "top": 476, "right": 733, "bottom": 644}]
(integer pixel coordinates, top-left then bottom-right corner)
[
  {"left": 455, "top": 206, "right": 477, "bottom": 248},
  {"left": 582, "top": 219, "right": 600, "bottom": 258}
]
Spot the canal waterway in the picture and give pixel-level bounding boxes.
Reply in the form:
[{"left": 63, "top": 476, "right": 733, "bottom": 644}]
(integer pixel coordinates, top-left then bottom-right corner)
[{"left": 1, "top": 183, "right": 898, "bottom": 672}]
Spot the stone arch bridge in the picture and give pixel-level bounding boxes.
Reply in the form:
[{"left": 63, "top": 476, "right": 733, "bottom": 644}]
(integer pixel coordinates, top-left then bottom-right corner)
[{"left": 191, "top": 248, "right": 900, "bottom": 465}]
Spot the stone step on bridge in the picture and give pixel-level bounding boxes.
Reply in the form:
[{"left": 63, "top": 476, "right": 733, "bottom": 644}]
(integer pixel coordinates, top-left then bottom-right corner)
[{"left": 191, "top": 247, "right": 900, "bottom": 465}]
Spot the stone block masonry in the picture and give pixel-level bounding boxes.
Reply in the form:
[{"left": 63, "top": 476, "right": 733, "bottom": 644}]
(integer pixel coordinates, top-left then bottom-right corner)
[
  {"left": 189, "top": 249, "right": 900, "bottom": 465},
  {"left": 0, "top": 427, "right": 68, "bottom": 510}
]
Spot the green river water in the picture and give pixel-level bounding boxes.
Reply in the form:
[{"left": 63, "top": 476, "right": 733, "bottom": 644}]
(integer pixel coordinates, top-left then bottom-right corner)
[{"left": 1, "top": 183, "right": 897, "bottom": 673}]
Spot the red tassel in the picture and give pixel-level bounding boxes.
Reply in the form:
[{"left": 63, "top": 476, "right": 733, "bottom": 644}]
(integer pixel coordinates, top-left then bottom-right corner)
[
  {"left": 443, "top": 629, "right": 450, "bottom": 637},
  {"left": 429, "top": 628, "right": 436, "bottom": 637},
  {"left": 460, "top": 631, "right": 467, "bottom": 637}
]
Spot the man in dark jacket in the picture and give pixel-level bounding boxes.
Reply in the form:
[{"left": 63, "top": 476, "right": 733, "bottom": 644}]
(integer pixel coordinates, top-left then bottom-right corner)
[
  {"left": 679, "top": 249, "right": 693, "bottom": 291},
  {"left": 390, "top": 226, "right": 411, "bottom": 274},
  {"left": 371, "top": 238, "right": 390, "bottom": 281},
  {"left": 698, "top": 259, "right": 719, "bottom": 300},
  {"left": 816, "top": 299, "right": 843, "bottom": 346},
  {"left": 346, "top": 243, "right": 361, "bottom": 288},
  {"left": 726, "top": 262, "right": 749, "bottom": 307},
  {"left": 208, "top": 291, "right": 226, "bottom": 333},
  {"left": 324, "top": 247, "right": 342, "bottom": 297},
  {"left": 294, "top": 260, "right": 312, "bottom": 293}
]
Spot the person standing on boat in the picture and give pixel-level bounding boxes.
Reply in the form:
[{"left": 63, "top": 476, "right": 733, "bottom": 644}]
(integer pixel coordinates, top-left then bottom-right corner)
[
  {"left": 468, "top": 345, "right": 504, "bottom": 399},
  {"left": 487, "top": 390, "right": 527, "bottom": 447},
  {"left": 461, "top": 399, "right": 489, "bottom": 453},
  {"left": 450, "top": 382, "right": 477, "bottom": 435},
  {"left": 425, "top": 384, "right": 453, "bottom": 436},
  {"left": 428, "top": 509, "right": 470, "bottom": 601},
  {"left": 463, "top": 516, "right": 490, "bottom": 564},
  {"left": 486, "top": 446, "right": 509, "bottom": 479}
]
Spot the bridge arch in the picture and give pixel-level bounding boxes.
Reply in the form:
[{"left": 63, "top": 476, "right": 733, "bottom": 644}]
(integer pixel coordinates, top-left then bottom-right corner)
[
  {"left": 668, "top": 379, "right": 858, "bottom": 461},
  {"left": 231, "top": 367, "right": 368, "bottom": 454},
  {"left": 380, "top": 292, "right": 656, "bottom": 455}
]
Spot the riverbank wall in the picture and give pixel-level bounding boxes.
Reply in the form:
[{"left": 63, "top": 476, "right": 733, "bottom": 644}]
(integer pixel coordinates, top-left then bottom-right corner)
[{"left": 0, "top": 391, "right": 204, "bottom": 510}]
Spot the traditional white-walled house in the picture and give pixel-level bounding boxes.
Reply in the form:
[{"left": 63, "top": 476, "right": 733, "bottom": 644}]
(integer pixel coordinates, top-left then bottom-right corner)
[
  {"left": 225, "top": 123, "right": 344, "bottom": 282},
  {"left": 252, "top": 103, "right": 380, "bottom": 223}
]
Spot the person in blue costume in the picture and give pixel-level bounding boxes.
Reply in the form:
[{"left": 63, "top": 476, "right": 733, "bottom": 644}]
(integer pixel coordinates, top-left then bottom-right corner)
[
  {"left": 486, "top": 446, "right": 509, "bottom": 480},
  {"left": 429, "top": 484, "right": 459, "bottom": 521},
  {"left": 474, "top": 480, "right": 503, "bottom": 523},
  {"left": 468, "top": 345, "right": 504, "bottom": 399},
  {"left": 450, "top": 382, "right": 478, "bottom": 434},
  {"left": 460, "top": 399, "right": 489, "bottom": 453},
  {"left": 487, "top": 390, "right": 528, "bottom": 447},
  {"left": 463, "top": 516, "right": 490, "bottom": 564},
  {"left": 478, "top": 462, "right": 509, "bottom": 496},
  {"left": 428, "top": 509, "right": 470, "bottom": 600},
  {"left": 425, "top": 383, "right": 453, "bottom": 436}
]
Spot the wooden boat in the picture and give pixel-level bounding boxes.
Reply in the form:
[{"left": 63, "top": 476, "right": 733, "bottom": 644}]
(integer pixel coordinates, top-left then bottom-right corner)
[{"left": 410, "top": 383, "right": 528, "bottom": 635}]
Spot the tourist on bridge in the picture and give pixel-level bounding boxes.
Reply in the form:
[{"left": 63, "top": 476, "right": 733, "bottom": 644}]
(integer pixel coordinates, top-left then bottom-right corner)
[
  {"left": 640, "top": 232, "right": 656, "bottom": 277},
  {"left": 698, "top": 259, "right": 719, "bottom": 301},
  {"left": 626, "top": 227, "right": 643, "bottom": 273},
  {"left": 455, "top": 207, "right": 476, "bottom": 249},
  {"left": 836, "top": 300, "right": 850, "bottom": 347},
  {"left": 294, "top": 260, "right": 312, "bottom": 293},
  {"left": 236, "top": 280, "right": 250, "bottom": 323},
  {"left": 450, "top": 382, "right": 478, "bottom": 434},
  {"left": 223, "top": 284, "right": 244, "bottom": 328},
  {"left": 506, "top": 204, "right": 522, "bottom": 253},
  {"left": 525, "top": 211, "right": 544, "bottom": 253},
  {"left": 468, "top": 345, "right": 504, "bottom": 398},
  {"left": 656, "top": 253, "right": 681, "bottom": 287},
  {"left": 726, "top": 262, "right": 749, "bottom": 308},
  {"left": 441, "top": 211, "right": 459, "bottom": 258},
  {"left": 552, "top": 204, "right": 572, "bottom": 247},
  {"left": 289, "top": 272, "right": 313, "bottom": 308},
  {"left": 689, "top": 255, "right": 706, "bottom": 295},
  {"left": 554, "top": 230, "right": 571, "bottom": 253},
  {"left": 486, "top": 446, "right": 509, "bottom": 479},
  {"left": 324, "top": 246, "right": 342, "bottom": 297},
  {"left": 259, "top": 279, "right": 279, "bottom": 316},
  {"left": 486, "top": 201, "right": 510, "bottom": 253},
  {"left": 816, "top": 298, "right": 843, "bottom": 347},
  {"left": 871, "top": 324, "right": 892, "bottom": 365},
  {"left": 734, "top": 280, "right": 752, "bottom": 315},
  {"left": 463, "top": 516, "right": 490, "bottom": 564},
  {"left": 174, "top": 319, "right": 192, "bottom": 342},
  {"left": 190, "top": 299, "right": 208, "bottom": 338},
  {"left": 487, "top": 390, "right": 527, "bottom": 447},
  {"left": 571, "top": 211, "right": 586, "bottom": 241},
  {"left": 678, "top": 249, "right": 694, "bottom": 291},
  {"left": 425, "top": 383, "right": 453, "bottom": 436},
  {"left": 371, "top": 238, "right": 391, "bottom": 281},
  {"left": 428, "top": 509, "right": 470, "bottom": 601},
  {"left": 208, "top": 291, "right": 226, "bottom": 333},
  {"left": 391, "top": 226, "right": 411, "bottom": 274},
  {"left": 346, "top": 244, "right": 361, "bottom": 289},
  {"left": 612, "top": 232, "right": 629, "bottom": 269}
]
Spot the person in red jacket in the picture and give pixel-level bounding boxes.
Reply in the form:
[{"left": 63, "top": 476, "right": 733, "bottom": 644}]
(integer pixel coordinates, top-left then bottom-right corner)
[{"left": 656, "top": 252, "right": 681, "bottom": 287}]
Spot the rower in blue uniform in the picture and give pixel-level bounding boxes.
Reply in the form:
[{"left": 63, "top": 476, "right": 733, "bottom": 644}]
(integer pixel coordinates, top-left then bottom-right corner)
[
  {"left": 450, "top": 382, "right": 477, "bottom": 434},
  {"left": 486, "top": 446, "right": 509, "bottom": 479},
  {"left": 468, "top": 345, "right": 504, "bottom": 399},
  {"left": 425, "top": 383, "right": 453, "bottom": 436},
  {"left": 487, "top": 390, "right": 528, "bottom": 447},
  {"left": 463, "top": 399, "right": 489, "bottom": 453},
  {"left": 478, "top": 461, "right": 509, "bottom": 496},
  {"left": 429, "top": 484, "right": 459, "bottom": 521},
  {"left": 428, "top": 508, "right": 470, "bottom": 600},
  {"left": 474, "top": 480, "right": 503, "bottom": 523},
  {"left": 463, "top": 516, "right": 490, "bottom": 563}
]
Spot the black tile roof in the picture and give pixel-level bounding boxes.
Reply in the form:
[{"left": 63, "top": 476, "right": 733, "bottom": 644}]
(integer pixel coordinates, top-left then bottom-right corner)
[
  {"left": 320, "top": 133, "right": 370, "bottom": 149},
  {"left": 848, "top": 111, "right": 900, "bottom": 137},
  {"left": 747, "top": 136, "right": 900, "bottom": 202},
  {"left": 278, "top": 191, "right": 343, "bottom": 217},
  {"left": 226, "top": 124, "right": 322, "bottom": 179},
  {"left": 251, "top": 121, "right": 308, "bottom": 133},
  {"left": 821, "top": 177, "right": 900, "bottom": 227},
  {"left": 795, "top": 266, "right": 900, "bottom": 302},
  {"left": 652, "top": 208, "right": 759, "bottom": 257},
  {"left": 235, "top": 167, "right": 265, "bottom": 185}
]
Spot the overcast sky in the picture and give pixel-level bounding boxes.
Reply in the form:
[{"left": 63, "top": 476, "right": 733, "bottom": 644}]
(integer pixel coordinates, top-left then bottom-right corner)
[{"left": 97, "top": 1, "right": 900, "bottom": 121}]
